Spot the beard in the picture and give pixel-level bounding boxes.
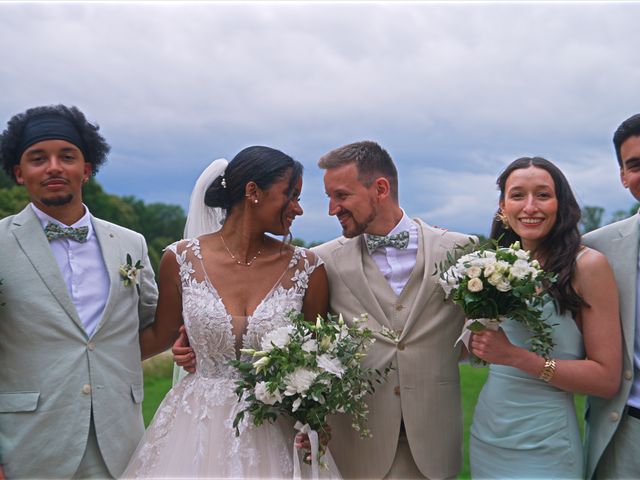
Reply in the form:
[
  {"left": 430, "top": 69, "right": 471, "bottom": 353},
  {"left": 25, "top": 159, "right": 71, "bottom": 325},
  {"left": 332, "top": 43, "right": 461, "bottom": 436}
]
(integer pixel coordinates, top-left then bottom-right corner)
[
  {"left": 341, "top": 201, "right": 377, "bottom": 238},
  {"left": 41, "top": 194, "right": 74, "bottom": 207}
]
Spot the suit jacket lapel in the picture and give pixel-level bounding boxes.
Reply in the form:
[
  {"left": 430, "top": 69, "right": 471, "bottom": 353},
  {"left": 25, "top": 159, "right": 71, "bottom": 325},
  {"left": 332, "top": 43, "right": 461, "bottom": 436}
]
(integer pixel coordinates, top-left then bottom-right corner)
[
  {"left": 332, "top": 236, "right": 389, "bottom": 328},
  {"left": 611, "top": 216, "right": 639, "bottom": 357},
  {"left": 402, "top": 220, "right": 439, "bottom": 335},
  {"left": 11, "top": 206, "right": 85, "bottom": 332},
  {"left": 91, "top": 218, "right": 122, "bottom": 337}
]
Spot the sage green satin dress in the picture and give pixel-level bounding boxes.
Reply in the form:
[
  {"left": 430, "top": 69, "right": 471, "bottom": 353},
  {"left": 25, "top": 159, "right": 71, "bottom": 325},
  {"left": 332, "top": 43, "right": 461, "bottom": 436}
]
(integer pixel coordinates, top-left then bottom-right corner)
[{"left": 470, "top": 302, "right": 585, "bottom": 479}]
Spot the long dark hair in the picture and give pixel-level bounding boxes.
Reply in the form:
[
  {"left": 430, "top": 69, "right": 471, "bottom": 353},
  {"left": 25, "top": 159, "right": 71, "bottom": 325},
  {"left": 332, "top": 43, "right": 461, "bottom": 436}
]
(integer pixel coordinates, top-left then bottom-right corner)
[
  {"left": 205, "top": 145, "right": 303, "bottom": 230},
  {"left": 490, "top": 156, "right": 586, "bottom": 317}
]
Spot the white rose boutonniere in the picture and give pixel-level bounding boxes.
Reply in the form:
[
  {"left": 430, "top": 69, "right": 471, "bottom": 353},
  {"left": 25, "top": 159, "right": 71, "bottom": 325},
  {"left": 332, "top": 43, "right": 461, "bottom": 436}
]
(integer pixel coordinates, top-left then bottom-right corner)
[{"left": 119, "top": 253, "right": 144, "bottom": 294}]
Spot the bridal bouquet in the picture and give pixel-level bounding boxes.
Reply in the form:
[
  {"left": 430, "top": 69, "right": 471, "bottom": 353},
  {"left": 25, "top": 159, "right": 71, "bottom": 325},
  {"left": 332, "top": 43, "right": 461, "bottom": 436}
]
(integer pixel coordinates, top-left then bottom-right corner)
[
  {"left": 438, "top": 239, "right": 556, "bottom": 361},
  {"left": 231, "top": 312, "right": 390, "bottom": 471}
]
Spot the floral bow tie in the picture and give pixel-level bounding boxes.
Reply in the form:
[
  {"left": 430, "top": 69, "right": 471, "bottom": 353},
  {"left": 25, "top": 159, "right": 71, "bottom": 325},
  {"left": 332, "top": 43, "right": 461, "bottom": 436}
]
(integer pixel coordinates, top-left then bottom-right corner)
[
  {"left": 365, "top": 231, "right": 410, "bottom": 251},
  {"left": 44, "top": 222, "right": 89, "bottom": 243}
]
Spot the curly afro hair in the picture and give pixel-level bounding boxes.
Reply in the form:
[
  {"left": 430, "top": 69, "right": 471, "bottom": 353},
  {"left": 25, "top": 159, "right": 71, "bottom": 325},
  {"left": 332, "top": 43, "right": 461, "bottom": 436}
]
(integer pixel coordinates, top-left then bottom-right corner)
[{"left": 0, "top": 104, "right": 110, "bottom": 182}]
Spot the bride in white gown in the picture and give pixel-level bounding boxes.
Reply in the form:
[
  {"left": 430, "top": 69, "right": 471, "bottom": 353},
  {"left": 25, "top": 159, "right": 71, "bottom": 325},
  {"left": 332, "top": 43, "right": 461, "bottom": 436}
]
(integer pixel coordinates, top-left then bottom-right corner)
[{"left": 123, "top": 147, "right": 339, "bottom": 478}]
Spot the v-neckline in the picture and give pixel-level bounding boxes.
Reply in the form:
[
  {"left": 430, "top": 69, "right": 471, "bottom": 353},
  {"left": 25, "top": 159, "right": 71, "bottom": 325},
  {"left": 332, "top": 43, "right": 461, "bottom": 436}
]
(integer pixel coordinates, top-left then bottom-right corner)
[{"left": 197, "top": 243, "right": 297, "bottom": 320}]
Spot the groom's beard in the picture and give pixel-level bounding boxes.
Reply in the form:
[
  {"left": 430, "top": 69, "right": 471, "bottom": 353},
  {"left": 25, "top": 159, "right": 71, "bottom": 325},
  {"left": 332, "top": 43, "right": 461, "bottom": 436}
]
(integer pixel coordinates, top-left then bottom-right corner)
[
  {"left": 342, "top": 201, "right": 377, "bottom": 238},
  {"left": 41, "top": 193, "right": 74, "bottom": 207}
]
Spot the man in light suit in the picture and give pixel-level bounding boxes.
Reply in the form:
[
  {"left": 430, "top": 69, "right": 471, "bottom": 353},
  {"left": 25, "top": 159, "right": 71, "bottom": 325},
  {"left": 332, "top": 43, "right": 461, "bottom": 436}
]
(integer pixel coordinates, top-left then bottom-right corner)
[
  {"left": 583, "top": 114, "right": 640, "bottom": 479},
  {"left": 313, "top": 141, "right": 469, "bottom": 479},
  {"left": 0, "top": 105, "right": 157, "bottom": 478}
]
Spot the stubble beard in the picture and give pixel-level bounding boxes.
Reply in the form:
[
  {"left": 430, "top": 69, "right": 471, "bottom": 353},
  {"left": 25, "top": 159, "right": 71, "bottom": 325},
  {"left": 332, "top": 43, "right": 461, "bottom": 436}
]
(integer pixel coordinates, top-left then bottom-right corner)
[
  {"left": 41, "top": 194, "right": 74, "bottom": 207},
  {"left": 342, "top": 201, "right": 377, "bottom": 238}
]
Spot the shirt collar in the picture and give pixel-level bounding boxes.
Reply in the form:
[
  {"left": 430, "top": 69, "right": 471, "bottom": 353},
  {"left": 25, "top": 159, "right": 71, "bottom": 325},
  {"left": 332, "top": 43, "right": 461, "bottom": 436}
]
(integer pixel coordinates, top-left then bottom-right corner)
[
  {"left": 30, "top": 203, "right": 94, "bottom": 238},
  {"left": 388, "top": 209, "right": 413, "bottom": 236}
]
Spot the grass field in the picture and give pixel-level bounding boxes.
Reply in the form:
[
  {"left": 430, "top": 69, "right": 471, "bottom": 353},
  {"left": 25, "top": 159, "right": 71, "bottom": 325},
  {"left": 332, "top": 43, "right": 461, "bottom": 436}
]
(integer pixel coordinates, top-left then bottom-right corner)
[{"left": 142, "top": 358, "right": 585, "bottom": 479}]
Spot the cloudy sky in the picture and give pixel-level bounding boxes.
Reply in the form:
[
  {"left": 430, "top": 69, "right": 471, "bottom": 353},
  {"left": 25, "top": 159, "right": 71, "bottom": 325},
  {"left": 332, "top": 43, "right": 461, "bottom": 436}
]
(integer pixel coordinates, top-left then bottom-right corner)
[{"left": 1, "top": 1, "right": 638, "bottom": 242}]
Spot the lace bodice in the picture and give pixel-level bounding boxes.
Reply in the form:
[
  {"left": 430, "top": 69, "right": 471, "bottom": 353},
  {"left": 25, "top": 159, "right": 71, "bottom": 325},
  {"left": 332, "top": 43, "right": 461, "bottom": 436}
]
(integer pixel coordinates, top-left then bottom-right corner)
[{"left": 167, "top": 238, "right": 323, "bottom": 379}]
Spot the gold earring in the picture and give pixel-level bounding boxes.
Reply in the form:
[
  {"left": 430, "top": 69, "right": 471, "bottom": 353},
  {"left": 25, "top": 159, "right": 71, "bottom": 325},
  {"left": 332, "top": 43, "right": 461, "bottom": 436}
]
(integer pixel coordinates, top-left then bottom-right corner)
[{"left": 495, "top": 210, "right": 510, "bottom": 230}]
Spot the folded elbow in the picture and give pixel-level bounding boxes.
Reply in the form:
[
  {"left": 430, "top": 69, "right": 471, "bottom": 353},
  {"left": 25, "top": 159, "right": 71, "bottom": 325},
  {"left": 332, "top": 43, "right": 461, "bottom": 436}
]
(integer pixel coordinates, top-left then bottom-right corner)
[{"left": 600, "top": 378, "right": 621, "bottom": 400}]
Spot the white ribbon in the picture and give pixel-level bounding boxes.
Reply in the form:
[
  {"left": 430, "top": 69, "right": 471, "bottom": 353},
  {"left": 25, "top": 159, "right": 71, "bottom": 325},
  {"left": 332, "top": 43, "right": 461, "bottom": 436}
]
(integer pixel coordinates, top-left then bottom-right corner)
[
  {"left": 293, "top": 421, "right": 320, "bottom": 480},
  {"left": 454, "top": 317, "right": 502, "bottom": 350}
]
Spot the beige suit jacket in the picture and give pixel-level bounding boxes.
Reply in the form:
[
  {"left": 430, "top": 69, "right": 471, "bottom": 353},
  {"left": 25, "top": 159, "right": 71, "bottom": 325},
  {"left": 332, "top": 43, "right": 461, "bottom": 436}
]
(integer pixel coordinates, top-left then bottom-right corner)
[{"left": 313, "top": 220, "right": 469, "bottom": 479}]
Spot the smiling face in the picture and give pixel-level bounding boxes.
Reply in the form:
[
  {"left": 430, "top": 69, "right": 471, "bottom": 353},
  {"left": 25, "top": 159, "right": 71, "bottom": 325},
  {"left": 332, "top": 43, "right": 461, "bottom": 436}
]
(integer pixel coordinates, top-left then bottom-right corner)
[
  {"left": 259, "top": 170, "right": 303, "bottom": 236},
  {"left": 500, "top": 166, "right": 558, "bottom": 252},
  {"left": 619, "top": 135, "right": 640, "bottom": 203},
  {"left": 323, "top": 163, "right": 379, "bottom": 238},
  {"left": 13, "top": 139, "right": 91, "bottom": 218}
]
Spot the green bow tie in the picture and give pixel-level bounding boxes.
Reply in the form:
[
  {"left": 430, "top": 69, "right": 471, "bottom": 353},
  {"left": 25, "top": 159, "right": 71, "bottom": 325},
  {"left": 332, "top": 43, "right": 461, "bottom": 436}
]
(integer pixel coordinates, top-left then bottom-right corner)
[
  {"left": 365, "top": 231, "right": 410, "bottom": 251},
  {"left": 44, "top": 222, "right": 89, "bottom": 243}
]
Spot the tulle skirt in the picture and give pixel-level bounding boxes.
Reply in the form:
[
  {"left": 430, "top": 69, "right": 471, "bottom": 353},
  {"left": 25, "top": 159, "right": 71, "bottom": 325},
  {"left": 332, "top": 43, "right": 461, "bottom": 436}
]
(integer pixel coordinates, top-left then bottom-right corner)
[{"left": 122, "top": 373, "right": 341, "bottom": 479}]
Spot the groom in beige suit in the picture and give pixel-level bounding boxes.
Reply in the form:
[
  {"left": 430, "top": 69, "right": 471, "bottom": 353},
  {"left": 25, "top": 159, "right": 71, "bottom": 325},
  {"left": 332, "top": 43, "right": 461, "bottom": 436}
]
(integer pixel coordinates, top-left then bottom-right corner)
[
  {"left": 583, "top": 113, "right": 640, "bottom": 479},
  {"left": 0, "top": 105, "right": 157, "bottom": 478},
  {"left": 313, "top": 141, "right": 469, "bottom": 479}
]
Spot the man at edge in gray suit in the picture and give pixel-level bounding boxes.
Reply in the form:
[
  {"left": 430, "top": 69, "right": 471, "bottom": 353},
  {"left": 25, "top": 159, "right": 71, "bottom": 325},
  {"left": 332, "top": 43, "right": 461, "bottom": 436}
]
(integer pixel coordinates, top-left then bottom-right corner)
[
  {"left": 312, "top": 141, "right": 469, "bottom": 479},
  {"left": 583, "top": 114, "right": 640, "bottom": 478},
  {"left": 0, "top": 105, "right": 158, "bottom": 478}
]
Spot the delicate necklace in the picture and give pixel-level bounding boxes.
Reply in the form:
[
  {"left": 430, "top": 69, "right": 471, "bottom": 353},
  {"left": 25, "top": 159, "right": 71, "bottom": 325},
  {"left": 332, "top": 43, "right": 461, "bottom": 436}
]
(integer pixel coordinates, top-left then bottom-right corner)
[{"left": 220, "top": 234, "right": 262, "bottom": 267}]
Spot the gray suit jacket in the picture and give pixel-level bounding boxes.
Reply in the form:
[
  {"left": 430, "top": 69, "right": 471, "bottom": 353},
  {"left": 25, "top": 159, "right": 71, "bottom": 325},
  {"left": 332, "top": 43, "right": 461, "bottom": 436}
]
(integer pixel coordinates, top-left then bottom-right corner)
[
  {"left": 0, "top": 206, "right": 157, "bottom": 478},
  {"left": 583, "top": 214, "right": 638, "bottom": 479},
  {"left": 313, "top": 220, "right": 469, "bottom": 479}
]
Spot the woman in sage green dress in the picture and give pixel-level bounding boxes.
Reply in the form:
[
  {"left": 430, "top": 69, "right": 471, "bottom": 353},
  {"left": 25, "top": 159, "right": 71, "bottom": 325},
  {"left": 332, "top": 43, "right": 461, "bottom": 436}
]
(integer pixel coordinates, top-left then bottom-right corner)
[{"left": 469, "top": 157, "right": 622, "bottom": 479}]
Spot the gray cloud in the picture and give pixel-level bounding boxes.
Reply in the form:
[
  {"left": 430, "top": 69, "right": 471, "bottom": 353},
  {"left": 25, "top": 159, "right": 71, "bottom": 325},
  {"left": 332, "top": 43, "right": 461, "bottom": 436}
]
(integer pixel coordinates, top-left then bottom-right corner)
[{"left": 1, "top": 2, "right": 638, "bottom": 241}]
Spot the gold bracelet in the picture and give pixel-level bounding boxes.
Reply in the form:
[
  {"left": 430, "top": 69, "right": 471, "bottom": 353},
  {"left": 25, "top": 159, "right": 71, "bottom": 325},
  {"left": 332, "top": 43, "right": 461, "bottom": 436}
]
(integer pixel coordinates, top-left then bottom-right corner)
[{"left": 538, "top": 358, "right": 557, "bottom": 382}]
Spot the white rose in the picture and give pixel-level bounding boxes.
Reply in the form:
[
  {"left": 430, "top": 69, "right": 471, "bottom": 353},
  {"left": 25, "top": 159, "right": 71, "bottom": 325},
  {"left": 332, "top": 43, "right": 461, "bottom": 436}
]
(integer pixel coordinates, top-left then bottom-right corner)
[
  {"left": 467, "top": 277, "right": 484, "bottom": 292},
  {"left": 488, "top": 272, "right": 503, "bottom": 286},
  {"left": 254, "top": 381, "right": 282, "bottom": 405},
  {"left": 496, "top": 278, "right": 512, "bottom": 292},
  {"left": 515, "top": 249, "right": 529, "bottom": 260},
  {"left": 483, "top": 264, "right": 496, "bottom": 277},
  {"left": 466, "top": 266, "right": 482, "bottom": 278},
  {"left": 261, "top": 325, "right": 294, "bottom": 352},
  {"left": 317, "top": 354, "right": 346, "bottom": 378},
  {"left": 284, "top": 368, "right": 318, "bottom": 396},
  {"left": 509, "top": 260, "right": 530, "bottom": 280}
]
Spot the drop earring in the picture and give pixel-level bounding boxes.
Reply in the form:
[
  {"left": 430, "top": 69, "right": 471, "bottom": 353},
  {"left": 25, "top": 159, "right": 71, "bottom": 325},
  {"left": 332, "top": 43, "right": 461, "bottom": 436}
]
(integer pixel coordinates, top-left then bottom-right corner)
[{"left": 495, "top": 209, "right": 510, "bottom": 230}]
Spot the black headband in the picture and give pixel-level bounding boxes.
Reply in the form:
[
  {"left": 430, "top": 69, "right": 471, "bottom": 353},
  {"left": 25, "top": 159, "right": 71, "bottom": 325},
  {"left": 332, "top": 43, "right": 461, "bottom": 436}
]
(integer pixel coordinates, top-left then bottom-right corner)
[{"left": 17, "top": 113, "right": 89, "bottom": 161}]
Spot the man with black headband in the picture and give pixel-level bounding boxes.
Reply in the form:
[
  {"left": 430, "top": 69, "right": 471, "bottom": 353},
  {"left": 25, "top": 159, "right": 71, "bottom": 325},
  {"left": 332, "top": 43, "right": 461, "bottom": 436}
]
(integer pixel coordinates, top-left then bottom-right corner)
[{"left": 0, "top": 105, "right": 158, "bottom": 478}]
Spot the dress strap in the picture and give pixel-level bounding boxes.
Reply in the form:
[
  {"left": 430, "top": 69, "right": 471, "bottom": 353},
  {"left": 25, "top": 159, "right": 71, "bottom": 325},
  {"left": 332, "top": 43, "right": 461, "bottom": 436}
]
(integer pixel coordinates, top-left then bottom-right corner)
[{"left": 576, "top": 246, "right": 588, "bottom": 261}]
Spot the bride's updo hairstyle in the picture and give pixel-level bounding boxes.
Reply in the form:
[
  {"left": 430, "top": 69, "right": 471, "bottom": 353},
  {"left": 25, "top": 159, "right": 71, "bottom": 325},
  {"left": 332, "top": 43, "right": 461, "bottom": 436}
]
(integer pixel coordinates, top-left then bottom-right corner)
[
  {"left": 490, "top": 156, "right": 585, "bottom": 317},
  {"left": 205, "top": 145, "right": 303, "bottom": 220}
]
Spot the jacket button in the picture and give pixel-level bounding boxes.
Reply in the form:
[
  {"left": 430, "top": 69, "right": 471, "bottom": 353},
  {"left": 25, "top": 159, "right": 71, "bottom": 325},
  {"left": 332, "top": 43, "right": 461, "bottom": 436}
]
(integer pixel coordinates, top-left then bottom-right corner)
[
  {"left": 624, "top": 370, "right": 633, "bottom": 381},
  {"left": 610, "top": 411, "right": 620, "bottom": 422},
  {"left": 82, "top": 384, "right": 92, "bottom": 395},
  {"left": 394, "top": 386, "right": 401, "bottom": 396},
  {"left": 87, "top": 342, "right": 95, "bottom": 351},
  {"left": 395, "top": 304, "right": 404, "bottom": 311},
  {"left": 397, "top": 342, "right": 405, "bottom": 351}
]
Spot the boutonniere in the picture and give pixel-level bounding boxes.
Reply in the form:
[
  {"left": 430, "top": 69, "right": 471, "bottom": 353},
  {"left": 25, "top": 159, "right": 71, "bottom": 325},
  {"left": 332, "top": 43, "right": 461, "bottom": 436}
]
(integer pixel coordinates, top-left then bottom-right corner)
[{"left": 120, "top": 254, "right": 144, "bottom": 294}]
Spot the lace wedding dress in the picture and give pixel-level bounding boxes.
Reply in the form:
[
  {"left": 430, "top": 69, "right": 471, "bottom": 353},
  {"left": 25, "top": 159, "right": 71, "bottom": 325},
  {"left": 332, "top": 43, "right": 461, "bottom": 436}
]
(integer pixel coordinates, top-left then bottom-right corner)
[{"left": 123, "top": 239, "right": 341, "bottom": 479}]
